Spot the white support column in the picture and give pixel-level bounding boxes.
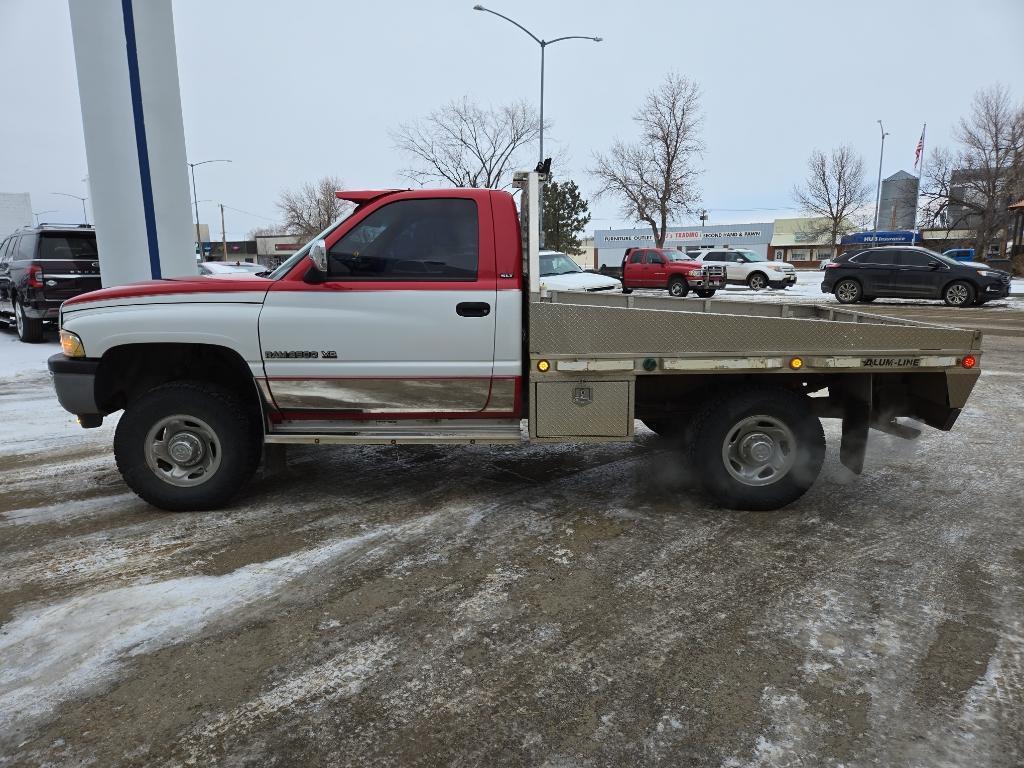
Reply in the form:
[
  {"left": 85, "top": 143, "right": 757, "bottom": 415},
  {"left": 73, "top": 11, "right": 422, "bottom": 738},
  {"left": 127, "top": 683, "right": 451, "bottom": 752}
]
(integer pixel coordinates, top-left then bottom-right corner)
[{"left": 68, "top": 0, "right": 195, "bottom": 287}]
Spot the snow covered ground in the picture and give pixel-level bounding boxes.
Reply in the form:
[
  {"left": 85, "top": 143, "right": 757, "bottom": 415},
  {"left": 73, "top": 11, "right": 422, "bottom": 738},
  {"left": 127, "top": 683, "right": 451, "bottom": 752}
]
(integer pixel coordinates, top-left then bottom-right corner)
[{"left": 1, "top": 295, "right": 1023, "bottom": 767}]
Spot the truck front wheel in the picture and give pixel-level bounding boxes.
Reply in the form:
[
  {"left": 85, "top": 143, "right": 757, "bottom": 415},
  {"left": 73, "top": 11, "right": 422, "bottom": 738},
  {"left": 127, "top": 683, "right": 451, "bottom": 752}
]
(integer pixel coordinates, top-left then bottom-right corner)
[
  {"left": 114, "top": 381, "right": 262, "bottom": 511},
  {"left": 689, "top": 388, "right": 825, "bottom": 511},
  {"left": 668, "top": 278, "right": 689, "bottom": 297}
]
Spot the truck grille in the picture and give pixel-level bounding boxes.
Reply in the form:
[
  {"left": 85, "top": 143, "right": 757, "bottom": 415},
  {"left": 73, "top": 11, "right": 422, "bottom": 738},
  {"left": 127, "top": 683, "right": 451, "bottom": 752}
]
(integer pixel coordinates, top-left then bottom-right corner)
[{"left": 704, "top": 265, "right": 726, "bottom": 278}]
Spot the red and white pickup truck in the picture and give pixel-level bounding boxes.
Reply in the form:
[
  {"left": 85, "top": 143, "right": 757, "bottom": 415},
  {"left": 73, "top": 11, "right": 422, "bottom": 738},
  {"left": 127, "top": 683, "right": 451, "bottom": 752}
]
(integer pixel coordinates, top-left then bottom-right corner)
[{"left": 49, "top": 171, "right": 983, "bottom": 513}]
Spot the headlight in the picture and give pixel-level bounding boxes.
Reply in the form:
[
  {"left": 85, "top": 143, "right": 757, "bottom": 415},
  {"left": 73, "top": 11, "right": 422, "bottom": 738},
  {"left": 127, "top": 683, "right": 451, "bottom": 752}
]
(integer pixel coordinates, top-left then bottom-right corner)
[
  {"left": 687, "top": 269, "right": 703, "bottom": 278},
  {"left": 60, "top": 329, "right": 86, "bottom": 358},
  {"left": 976, "top": 269, "right": 998, "bottom": 277}
]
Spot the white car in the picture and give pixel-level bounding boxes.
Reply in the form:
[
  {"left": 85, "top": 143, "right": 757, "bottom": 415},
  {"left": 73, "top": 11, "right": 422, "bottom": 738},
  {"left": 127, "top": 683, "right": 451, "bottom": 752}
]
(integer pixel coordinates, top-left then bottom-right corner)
[
  {"left": 538, "top": 251, "right": 620, "bottom": 292},
  {"left": 689, "top": 248, "right": 796, "bottom": 290}
]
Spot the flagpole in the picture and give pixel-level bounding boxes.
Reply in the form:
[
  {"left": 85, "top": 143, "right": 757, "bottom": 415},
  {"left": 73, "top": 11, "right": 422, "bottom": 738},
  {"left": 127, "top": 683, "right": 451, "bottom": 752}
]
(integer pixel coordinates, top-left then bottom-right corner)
[{"left": 914, "top": 123, "right": 926, "bottom": 243}]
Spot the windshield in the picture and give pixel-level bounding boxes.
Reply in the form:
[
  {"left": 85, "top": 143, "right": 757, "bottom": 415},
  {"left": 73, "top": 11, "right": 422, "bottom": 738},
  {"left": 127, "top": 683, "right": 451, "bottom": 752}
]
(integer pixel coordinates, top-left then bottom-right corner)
[
  {"left": 264, "top": 210, "right": 359, "bottom": 280},
  {"left": 665, "top": 251, "right": 693, "bottom": 261},
  {"left": 540, "top": 252, "right": 583, "bottom": 276}
]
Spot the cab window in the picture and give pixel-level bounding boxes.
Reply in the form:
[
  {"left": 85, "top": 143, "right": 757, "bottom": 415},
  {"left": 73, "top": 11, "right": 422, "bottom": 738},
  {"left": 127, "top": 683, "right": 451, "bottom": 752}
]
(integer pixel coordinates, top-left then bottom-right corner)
[
  {"left": 327, "top": 198, "right": 478, "bottom": 280},
  {"left": 629, "top": 250, "right": 645, "bottom": 264},
  {"left": 852, "top": 250, "right": 897, "bottom": 266},
  {"left": 899, "top": 251, "right": 937, "bottom": 268}
]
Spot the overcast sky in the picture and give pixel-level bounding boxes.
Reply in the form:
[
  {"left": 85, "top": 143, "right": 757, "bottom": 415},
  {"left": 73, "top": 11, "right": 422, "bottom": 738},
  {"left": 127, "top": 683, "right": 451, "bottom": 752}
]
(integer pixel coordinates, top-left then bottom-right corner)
[{"left": 1, "top": 0, "right": 1022, "bottom": 238}]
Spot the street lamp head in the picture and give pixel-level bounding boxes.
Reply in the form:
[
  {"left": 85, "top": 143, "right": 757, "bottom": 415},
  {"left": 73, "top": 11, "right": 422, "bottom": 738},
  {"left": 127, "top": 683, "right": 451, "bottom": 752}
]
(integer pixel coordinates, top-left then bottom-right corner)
[
  {"left": 473, "top": 4, "right": 485, "bottom": 10},
  {"left": 594, "top": 37, "right": 603, "bottom": 42}
]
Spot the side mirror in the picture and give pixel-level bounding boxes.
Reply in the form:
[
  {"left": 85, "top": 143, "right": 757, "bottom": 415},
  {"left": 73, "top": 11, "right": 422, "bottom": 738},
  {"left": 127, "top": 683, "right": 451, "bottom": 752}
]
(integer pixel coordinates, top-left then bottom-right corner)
[
  {"left": 310, "top": 239, "right": 328, "bottom": 273},
  {"left": 929, "top": 261, "right": 941, "bottom": 269}
]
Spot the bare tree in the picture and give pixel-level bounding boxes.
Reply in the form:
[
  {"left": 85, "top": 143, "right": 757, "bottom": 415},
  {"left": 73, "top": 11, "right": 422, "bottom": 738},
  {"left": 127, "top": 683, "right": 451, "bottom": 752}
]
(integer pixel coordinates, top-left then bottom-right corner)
[
  {"left": 921, "top": 84, "right": 1024, "bottom": 262},
  {"left": 276, "top": 176, "right": 352, "bottom": 242},
  {"left": 591, "top": 73, "right": 703, "bottom": 247},
  {"left": 792, "top": 146, "right": 871, "bottom": 257},
  {"left": 391, "top": 98, "right": 541, "bottom": 188}
]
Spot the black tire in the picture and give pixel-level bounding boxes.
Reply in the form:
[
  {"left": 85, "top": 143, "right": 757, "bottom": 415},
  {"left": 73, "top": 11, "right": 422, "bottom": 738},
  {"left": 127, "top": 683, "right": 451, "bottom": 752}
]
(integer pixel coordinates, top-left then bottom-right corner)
[
  {"left": 15, "top": 299, "right": 44, "bottom": 343},
  {"left": 621, "top": 287, "right": 633, "bottom": 295},
  {"left": 688, "top": 387, "right": 825, "bottom": 511},
  {"left": 695, "top": 289, "right": 716, "bottom": 299},
  {"left": 114, "top": 381, "right": 261, "bottom": 511},
  {"left": 943, "top": 280, "right": 975, "bottom": 307},
  {"left": 747, "top": 272, "right": 769, "bottom": 291},
  {"left": 833, "top": 278, "right": 862, "bottom": 304},
  {"left": 668, "top": 277, "right": 689, "bottom": 298},
  {"left": 858, "top": 296, "right": 876, "bottom": 303}
]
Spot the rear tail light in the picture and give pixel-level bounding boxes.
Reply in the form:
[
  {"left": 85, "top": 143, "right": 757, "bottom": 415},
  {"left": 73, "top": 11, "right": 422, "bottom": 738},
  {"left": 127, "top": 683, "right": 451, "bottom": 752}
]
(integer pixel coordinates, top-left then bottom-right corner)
[
  {"left": 961, "top": 355, "right": 977, "bottom": 369},
  {"left": 824, "top": 262, "right": 839, "bottom": 269},
  {"left": 27, "top": 264, "right": 44, "bottom": 288}
]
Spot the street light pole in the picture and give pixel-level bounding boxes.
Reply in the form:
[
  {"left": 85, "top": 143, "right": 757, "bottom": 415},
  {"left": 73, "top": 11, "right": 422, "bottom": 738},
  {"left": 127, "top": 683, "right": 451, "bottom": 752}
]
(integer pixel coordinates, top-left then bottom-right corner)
[
  {"left": 873, "top": 120, "right": 889, "bottom": 235},
  {"left": 186, "top": 159, "right": 231, "bottom": 254},
  {"left": 472, "top": 5, "right": 601, "bottom": 246},
  {"left": 51, "top": 192, "right": 89, "bottom": 224}
]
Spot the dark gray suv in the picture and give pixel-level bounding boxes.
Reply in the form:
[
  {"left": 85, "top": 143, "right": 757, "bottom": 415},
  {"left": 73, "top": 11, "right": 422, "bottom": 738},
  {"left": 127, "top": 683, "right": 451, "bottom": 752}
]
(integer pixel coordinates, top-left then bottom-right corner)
[
  {"left": 820, "top": 246, "right": 1011, "bottom": 307},
  {"left": 0, "top": 224, "right": 101, "bottom": 342}
]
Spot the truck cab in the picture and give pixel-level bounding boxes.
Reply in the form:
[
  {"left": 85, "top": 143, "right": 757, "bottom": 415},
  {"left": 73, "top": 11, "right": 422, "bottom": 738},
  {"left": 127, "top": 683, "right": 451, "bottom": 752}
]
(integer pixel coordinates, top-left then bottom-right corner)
[{"left": 620, "top": 247, "right": 724, "bottom": 298}]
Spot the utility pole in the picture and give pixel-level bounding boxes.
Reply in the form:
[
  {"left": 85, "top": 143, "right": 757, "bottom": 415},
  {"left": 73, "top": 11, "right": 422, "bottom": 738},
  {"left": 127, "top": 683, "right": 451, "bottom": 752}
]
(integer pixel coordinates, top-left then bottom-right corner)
[
  {"left": 220, "top": 203, "right": 227, "bottom": 262},
  {"left": 873, "top": 120, "right": 889, "bottom": 235}
]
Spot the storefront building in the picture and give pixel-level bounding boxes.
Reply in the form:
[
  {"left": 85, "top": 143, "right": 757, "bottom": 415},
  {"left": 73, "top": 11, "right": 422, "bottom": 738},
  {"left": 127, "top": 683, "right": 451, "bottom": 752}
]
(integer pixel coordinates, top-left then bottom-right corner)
[
  {"left": 593, "top": 222, "right": 773, "bottom": 268},
  {"left": 769, "top": 217, "right": 836, "bottom": 264}
]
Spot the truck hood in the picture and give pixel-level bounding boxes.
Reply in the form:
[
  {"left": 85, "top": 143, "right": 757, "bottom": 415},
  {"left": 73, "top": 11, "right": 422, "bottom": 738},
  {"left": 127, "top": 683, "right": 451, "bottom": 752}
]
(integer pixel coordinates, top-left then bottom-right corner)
[
  {"left": 62, "top": 274, "right": 272, "bottom": 309},
  {"left": 539, "top": 271, "right": 621, "bottom": 292}
]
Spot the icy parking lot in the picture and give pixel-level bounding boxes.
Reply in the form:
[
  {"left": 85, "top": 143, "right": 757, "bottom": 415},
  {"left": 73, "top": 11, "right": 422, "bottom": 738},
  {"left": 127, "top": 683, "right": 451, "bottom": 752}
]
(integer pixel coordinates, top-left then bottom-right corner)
[{"left": 1, "top": 308, "right": 1023, "bottom": 768}]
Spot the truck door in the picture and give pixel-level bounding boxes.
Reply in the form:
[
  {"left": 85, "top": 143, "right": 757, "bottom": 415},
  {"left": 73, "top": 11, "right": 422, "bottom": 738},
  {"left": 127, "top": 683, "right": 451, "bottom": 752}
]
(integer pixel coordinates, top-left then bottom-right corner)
[
  {"left": 647, "top": 250, "right": 668, "bottom": 286},
  {"left": 259, "top": 194, "right": 499, "bottom": 416},
  {"left": 624, "top": 249, "right": 646, "bottom": 287}
]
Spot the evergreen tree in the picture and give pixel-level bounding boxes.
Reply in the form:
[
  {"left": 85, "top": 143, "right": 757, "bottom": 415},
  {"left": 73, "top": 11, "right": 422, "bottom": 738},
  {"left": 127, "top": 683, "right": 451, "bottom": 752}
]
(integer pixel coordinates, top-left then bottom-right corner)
[{"left": 542, "top": 179, "right": 591, "bottom": 255}]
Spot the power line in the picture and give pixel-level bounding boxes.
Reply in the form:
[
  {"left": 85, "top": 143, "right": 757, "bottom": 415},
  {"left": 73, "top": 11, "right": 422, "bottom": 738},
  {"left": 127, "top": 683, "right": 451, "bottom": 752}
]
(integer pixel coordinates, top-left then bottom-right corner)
[{"left": 220, "top": 204, "right": 277, "bottom": 221}]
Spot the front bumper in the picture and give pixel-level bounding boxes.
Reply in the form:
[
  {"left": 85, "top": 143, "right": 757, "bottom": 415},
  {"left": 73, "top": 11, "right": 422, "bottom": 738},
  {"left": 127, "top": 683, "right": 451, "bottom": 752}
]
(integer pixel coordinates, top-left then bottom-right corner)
[
  {"left": 980, "top": 280, "right": 1010, "bottom": 298},
  {"left": 770, "top": 273, "right": 797, "bottom": 287},
  {"left": 47, "top": 354, "right": 102, "bottom": 424}
]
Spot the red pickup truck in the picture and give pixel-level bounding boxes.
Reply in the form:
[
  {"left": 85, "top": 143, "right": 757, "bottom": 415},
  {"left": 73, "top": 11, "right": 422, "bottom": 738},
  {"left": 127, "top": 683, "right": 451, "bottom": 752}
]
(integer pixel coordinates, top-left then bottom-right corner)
[{"left": 620, "top": 247, "right": 725, "bottom": 298}]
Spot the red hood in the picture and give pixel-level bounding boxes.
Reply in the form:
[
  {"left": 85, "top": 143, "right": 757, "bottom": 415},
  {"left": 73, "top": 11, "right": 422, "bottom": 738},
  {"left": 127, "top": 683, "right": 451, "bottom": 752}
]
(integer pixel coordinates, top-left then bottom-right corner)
[{"left": 62, "top": 274, "right": 272, "bottom": 307}]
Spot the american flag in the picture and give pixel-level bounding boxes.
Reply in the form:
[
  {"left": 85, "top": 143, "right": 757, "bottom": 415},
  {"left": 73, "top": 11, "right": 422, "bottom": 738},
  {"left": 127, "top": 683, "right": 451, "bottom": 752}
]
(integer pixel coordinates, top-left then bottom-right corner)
[{"left": 914, "top": 126, "right": 925, "bottom": 169}]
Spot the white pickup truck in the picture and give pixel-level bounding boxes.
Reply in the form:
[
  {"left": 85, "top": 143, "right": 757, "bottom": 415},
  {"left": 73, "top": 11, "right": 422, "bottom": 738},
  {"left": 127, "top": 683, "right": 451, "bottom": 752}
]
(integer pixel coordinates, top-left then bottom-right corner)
[{"left": 49, "top": 171, "right": 982, "bottom": 512}]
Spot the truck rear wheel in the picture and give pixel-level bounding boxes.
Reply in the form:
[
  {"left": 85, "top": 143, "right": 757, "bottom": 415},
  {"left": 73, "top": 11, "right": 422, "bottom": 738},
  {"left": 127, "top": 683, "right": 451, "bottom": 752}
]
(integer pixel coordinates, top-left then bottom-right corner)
[
  {"left": 114, "top": 381, "right": 262, "bottom": 511},
  {"left": 689, "top": 387, "right": 825, "bottom": 511},
  {"left": 668, "top": 278, "right": 689, "bottom": 297}
]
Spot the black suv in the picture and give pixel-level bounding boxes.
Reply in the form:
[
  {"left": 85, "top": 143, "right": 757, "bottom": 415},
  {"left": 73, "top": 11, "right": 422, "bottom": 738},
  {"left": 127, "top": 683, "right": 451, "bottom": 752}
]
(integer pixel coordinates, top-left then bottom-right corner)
[
  {"left": 0, "top": 224, "right": 101, "bottom": 342},
  {"left": 820, "top": 246, "right": 1011, "bottom": 307}
]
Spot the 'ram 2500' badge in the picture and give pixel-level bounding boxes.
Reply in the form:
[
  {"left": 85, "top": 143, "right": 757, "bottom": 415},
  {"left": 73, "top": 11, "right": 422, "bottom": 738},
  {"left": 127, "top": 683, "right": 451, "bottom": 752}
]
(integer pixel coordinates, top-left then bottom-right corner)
[{"left": 264, "top": 350, "right": 337, "bottom": 359}]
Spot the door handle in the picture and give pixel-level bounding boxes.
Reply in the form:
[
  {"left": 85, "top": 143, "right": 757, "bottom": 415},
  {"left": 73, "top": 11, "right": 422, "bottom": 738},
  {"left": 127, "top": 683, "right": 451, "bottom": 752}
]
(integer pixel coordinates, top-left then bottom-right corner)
[{"left": 456, "top": 302, "right": 490, "bottom": 317}]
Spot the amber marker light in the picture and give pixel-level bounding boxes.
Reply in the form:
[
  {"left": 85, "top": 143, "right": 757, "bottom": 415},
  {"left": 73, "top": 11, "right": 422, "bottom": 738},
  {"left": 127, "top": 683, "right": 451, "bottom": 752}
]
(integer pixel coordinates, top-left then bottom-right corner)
[
  {"left": 537, "top": 359, "right": 550, "bottom": 372},
  {"left": 961, "top": 355, "right": 977, "bottom": 369},
  {"left": 60, "top": 329, "right": 85, "bottom": 358},
  {"left": 789, "top": 356, "right": 804, "bottom": 370}
]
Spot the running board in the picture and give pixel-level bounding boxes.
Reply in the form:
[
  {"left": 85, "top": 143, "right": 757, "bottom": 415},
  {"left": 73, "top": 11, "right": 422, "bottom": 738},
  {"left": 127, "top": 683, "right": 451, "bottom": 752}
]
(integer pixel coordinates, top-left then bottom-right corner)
[{"left": 265, "top": 419, "right": 524, "bottom": 446}]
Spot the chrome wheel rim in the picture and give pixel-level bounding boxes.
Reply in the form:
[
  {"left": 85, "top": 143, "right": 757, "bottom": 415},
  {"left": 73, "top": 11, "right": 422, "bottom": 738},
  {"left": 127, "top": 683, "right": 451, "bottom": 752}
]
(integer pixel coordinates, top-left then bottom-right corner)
[
  {"left": 947, "top": 284, "right": 969, "bottom": 305},
  {"left": 15, "top": 302, "right": 24, "bottom": 336},
  {"left": 721, "top": 415, "right": 796, "bottom": 487},
  {"left": 836, "top": 281, "right": 858, "bottom": 302},
  {"left": 750, "top": 275, "right": 766, "bottom": 290},
  {"left": 669, "top": 282, "right": 684, "bottom": 296},
  {"left": 145, "top": 414, "right": 222, "bottom": 487}
]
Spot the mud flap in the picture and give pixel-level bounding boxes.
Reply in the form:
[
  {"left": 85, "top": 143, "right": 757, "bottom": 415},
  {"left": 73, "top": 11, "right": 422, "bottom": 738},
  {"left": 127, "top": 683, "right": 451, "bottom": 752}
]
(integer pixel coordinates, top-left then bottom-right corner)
[{"left": 839, "top": 374, "right": 871, "bottom": 475}]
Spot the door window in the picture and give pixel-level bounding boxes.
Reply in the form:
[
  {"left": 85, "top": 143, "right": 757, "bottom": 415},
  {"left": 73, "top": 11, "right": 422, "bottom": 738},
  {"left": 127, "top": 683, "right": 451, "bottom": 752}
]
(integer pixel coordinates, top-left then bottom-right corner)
[
  {"left": 0, "top": 238, "right": 12, "bottom": 267},
  {"left": 851, "top": 250, "right": 897, "bottom": 265},
  {"left": 629, "top": 250, "right": 645, "bottom": 264},
  {"left": 899, "top": 250, "right": 936, "bottom": 267},
  {"left": 15, "top": 235, "right": 36, "bottom": 261},
  {"left": 327, "top": 198, "right": 478, "bottom": 280},
  {"left": 648, "top": 251, "right": 664, "bottom": 265}
]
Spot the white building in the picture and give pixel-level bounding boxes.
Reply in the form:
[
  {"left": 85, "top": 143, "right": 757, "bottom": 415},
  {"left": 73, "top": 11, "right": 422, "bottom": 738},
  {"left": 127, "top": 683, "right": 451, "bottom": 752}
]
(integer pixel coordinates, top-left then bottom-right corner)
[{"left": 0, "top": 193, "right": 32, "bottom": 238}]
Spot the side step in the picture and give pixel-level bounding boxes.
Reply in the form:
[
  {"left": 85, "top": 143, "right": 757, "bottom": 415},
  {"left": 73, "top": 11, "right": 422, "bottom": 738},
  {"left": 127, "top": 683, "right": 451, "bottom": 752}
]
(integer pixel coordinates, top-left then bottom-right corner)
[{"left": 265, "top": 419, "right": 524, "bottom": 446}]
